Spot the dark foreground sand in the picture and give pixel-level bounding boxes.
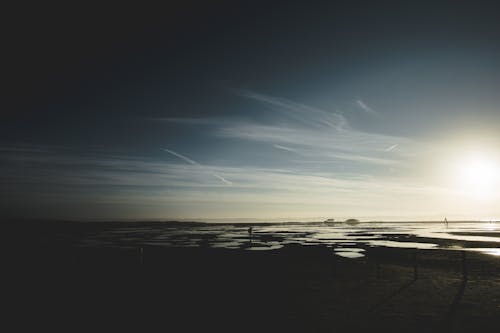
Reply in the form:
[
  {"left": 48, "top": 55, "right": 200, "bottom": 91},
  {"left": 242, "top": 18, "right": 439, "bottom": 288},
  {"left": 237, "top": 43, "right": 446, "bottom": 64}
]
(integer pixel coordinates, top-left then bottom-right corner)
[{"left": 5, "top": 222, "right": 500, "bottom": 333}]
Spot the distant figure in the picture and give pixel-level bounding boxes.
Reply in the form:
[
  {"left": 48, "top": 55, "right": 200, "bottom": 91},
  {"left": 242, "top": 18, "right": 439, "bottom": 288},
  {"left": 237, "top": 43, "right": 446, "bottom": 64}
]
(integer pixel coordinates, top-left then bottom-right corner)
[
  {"left": 248, "top": 227, "right": 253, "bottom": 242},
  {"left": 444, "top": 217, "right": 448, "bottom": 227}
]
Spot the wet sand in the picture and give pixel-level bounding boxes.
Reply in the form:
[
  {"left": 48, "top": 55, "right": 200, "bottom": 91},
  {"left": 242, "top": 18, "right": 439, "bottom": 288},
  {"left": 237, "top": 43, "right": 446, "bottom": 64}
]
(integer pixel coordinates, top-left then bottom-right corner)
[{"left": 6, "top": 221, "right": 500, "bottom": 333}]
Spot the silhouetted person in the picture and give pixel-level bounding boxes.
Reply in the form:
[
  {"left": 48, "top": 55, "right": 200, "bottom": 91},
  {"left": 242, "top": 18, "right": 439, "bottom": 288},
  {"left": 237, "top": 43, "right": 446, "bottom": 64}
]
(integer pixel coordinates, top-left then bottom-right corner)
[
  {"left": 444, "top": 217, "right": 448, "bottom": 227},
  {"left": 248, "top": 227, "right": 253, "bottom": 243}
]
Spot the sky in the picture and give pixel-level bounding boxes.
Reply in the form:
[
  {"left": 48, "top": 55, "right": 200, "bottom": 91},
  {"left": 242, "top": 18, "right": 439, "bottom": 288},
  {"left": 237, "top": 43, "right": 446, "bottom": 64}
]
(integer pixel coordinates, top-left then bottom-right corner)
[{"left": 2, "top": 1, "right": 500, "bottom": 221}]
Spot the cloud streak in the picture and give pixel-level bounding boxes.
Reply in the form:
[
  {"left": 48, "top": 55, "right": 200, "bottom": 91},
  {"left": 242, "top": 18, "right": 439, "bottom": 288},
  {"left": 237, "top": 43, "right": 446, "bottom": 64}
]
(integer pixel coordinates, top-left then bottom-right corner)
[
  {"left": 163, "top": 148, "right": 232, "bottom": 185},
  {"left": 0, "top": 144, "right": 486, "bottom": 221},
  {"left": 157, "top": 91, "right": 416, "bottom": 168},
  {"left": 385, "top": 144, "right": 399, "bottom": 152},
  {"left": 235, "top": 89, "right": 349, "bottom": 130},
  {"left": 355, "top": 99, "right": 377, "bottom": 114},
  {"left": 219, "top": 90, "right": 416, "bottom": 168},
  {"left": 163, "top": 149, "right": 199, "bottom": 165},
  {"left": 273, "top": 144, "right": 298, "bottom": 153}
]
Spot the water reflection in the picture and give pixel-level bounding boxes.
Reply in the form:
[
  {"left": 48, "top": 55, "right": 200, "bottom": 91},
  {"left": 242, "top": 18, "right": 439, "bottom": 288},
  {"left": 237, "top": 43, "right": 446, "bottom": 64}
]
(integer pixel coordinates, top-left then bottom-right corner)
[
  {"left": 470, "top": 248, "right": 500, "bottom": 256},
  {"left": 334, "top": 247, "right": 365, "bottom": 258},
  {"left": 77, "top": 222, "right": 500, "bottom": 256},
  {"left": 369, "top": 240, "right": 437, "bottom": 249}
]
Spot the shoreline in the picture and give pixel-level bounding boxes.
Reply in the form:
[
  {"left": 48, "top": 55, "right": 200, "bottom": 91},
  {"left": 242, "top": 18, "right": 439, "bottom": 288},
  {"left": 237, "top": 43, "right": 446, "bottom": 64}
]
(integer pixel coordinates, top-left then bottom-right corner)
[{"left": 3, "top": 218, "right": 498, "bottom": 225}]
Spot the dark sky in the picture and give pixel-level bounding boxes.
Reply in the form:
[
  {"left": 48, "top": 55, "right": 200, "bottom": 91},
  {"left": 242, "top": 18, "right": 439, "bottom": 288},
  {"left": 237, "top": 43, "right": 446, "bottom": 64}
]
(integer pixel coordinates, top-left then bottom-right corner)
[{"left": 3, "top": 1, "right": 500, "bottom": 220}]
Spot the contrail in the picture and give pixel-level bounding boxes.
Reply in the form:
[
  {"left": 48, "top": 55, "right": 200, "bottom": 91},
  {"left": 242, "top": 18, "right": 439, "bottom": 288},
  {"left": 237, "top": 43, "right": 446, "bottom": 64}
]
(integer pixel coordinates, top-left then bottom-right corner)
[
  {"left": 163, "top": 148, "right": 199, "bottom": 165},
  {"left": 163, "top": 148, "right": 232, "bottom": 185},
  {"left": 385, "top": 144, "right": 398, "bottom": 152},
  {"left": 212, "top": 173, "right": 232, "bottom": 185},
  {"left": 273, "top": 144, "right": 297, "bottom": 152},
  {"left": 356, "top": 99, "right": 377, "bottom": 114}
]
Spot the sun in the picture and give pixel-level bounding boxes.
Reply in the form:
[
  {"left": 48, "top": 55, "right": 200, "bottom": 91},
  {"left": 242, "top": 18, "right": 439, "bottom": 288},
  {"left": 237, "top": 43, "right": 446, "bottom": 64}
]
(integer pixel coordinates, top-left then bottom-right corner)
[{"left": 454, "top": 153, "right": 500, "bottom": 198}]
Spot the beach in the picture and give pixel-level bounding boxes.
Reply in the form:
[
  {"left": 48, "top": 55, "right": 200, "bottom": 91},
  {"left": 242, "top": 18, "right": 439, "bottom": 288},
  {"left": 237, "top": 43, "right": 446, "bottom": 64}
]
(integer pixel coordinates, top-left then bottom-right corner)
[{"left": 6, "top": 221, "right": 500, "bottom": 332}]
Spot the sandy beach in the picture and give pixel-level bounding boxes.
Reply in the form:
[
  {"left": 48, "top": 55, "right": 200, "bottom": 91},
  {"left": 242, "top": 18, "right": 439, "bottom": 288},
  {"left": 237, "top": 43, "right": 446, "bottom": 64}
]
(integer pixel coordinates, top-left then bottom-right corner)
[{"left": 4, "top": 221, "right": 500, "bottom": 332}]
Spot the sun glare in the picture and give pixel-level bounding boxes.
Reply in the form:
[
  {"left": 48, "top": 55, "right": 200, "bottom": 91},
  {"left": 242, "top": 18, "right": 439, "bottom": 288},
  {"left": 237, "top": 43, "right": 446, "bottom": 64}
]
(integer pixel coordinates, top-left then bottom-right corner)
[{"left": 454, "top": 153, "right": 500, "bottom": 198}]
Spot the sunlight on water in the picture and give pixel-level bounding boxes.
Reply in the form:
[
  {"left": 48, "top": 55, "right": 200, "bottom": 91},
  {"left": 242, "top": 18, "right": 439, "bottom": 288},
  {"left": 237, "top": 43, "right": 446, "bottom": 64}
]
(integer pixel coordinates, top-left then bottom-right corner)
[
  {"left": 368, "top": 240, "right": 437, "bottom": 249},
  {"left": 470, "top": 248, "right": 500, "bottom": 256},
  {"left": 77, "top": 221, "right": 500, "bottom": 257},
  {"left": 335, "top": 251, "right": 365, "bottom": 258},
  {"left": 334, "top": 247, "right": 365, "bottom": 258}
]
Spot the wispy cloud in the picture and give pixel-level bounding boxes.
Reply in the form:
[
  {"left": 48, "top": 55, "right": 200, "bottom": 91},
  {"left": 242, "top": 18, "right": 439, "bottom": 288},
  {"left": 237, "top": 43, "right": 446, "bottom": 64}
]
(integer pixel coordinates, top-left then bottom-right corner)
[
  {"left": 151, "top": 90, "right": 415, "bottom": 169},
  {"left": 355, "top": 99, "right": 377, "bottom": 114},
  {"left": 219, "top": 90, "right": 415, "bottom": 167},
  {"left": 0, "top": 144, "right": 480, "bottom": 220},
  {"left": 0, "top": 90, "right": 440, "bottom": 220},
  {"left": 235, "top": 89, "right": 349, "bottom": 130}
]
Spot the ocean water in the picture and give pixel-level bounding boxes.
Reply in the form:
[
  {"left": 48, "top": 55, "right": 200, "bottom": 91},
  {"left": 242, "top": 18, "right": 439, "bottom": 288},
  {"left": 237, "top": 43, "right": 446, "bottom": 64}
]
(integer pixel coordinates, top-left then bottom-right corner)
[{"left": 77, "top": 221, "right": 500, "bottom": 258}]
